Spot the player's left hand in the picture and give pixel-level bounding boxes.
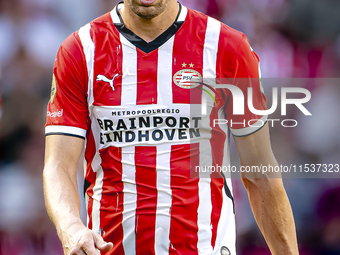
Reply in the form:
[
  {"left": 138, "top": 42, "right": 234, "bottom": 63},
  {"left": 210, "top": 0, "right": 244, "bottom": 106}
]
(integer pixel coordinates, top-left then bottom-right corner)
[{"left": 63, "top": 226, "right": 113, "bottom": 255}]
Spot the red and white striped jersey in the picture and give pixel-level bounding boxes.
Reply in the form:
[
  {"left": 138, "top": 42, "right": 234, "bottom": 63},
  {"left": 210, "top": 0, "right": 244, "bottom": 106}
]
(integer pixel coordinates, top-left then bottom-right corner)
[{"left": 46, "top": 3, "right": 267, "bottom": 255}]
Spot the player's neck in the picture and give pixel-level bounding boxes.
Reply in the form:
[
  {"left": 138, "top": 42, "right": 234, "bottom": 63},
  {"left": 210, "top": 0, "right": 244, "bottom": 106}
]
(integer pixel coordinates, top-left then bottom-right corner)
[{"left": 120, "top": 1, "right": 179, "bottom": 43}]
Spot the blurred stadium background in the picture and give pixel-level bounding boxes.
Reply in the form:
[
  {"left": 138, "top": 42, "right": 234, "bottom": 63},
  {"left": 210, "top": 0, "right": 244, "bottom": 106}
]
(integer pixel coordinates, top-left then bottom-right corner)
[{"left": 0, "top": 0, "right": 340, "bottom": 254}]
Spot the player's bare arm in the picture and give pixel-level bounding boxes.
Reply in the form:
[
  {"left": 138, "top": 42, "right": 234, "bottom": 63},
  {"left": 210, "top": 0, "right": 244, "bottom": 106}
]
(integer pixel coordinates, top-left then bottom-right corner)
[
  {"left": 234, "top": 123, "right": 299, "bottom": 255},
  {"left": 43, "top": 135, "right": 113, "bottom": 255}
]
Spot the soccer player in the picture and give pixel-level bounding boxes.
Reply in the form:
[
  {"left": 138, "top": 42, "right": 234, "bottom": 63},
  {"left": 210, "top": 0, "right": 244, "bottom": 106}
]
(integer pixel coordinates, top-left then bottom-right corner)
[{"left": 43, "top": 0, "right": 299, "bottom": 255}]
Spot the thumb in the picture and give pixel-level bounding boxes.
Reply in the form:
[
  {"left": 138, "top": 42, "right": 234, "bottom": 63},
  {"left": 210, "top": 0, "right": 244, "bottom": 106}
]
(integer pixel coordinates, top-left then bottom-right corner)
[{"left": 93, "top": 234, "right": 113, "bottom": 251}]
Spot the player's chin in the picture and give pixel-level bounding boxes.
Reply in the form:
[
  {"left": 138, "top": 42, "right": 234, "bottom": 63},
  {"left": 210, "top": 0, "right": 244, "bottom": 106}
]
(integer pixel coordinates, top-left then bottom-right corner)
[{"left": 135, "top": 7, "right": 163, "bottom": 19}]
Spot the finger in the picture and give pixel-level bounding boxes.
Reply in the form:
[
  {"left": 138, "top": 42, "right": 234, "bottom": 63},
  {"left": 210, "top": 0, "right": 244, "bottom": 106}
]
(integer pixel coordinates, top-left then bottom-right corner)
[
  {"left": 70, "top": 246, "right": 87, "bottom": 255},
  {"left": 78, "top": 238, "right": 101, "bottom": 255},
  {"left": 93, "top": 234, "right": 113, "bottom": 251}
]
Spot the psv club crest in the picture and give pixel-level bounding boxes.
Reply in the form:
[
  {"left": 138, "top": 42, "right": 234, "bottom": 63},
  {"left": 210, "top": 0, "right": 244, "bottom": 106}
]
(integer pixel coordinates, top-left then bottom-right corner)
[{"left": 173, "top": 68, "right": 202, "bottom": 89}]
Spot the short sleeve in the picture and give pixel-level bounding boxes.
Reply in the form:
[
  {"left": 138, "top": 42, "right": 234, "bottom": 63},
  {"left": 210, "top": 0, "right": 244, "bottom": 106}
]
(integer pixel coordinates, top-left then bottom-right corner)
[
  {"left": 224, "top": 33, "right": 267, "bottom": 137},
  {"left": 45, "top": 32, "right": 89, "bottom": 139}
]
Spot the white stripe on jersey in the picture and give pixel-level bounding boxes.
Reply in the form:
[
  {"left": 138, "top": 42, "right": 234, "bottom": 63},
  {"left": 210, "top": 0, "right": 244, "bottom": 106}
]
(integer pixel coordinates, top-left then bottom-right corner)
[
  {"left": 120, "top": 38, "right": 138, "bottom": 255},
  {"left": 92, "top": 167, "right": 104, "bottom": 235},
  {"left": 197, "top": 176, "right": 213, "bottom": 254},
  {"left": 213, "top": 108, "right": 236, "bottom": 255},
  {"left": 121, "top": 146, "right": 137, "bottom": 255},
  {"left": 110, "top": 6, "right": 121, "bottom": 24},
  {"left": 120, "top": 33, "right": 138, "bottom": 107},
  {"left": 213, "top": 183, "right": 236, "bottom": 255},
  {"left": 177, "top": 5, "right": 188, "bottom": 22},
  {"left": 197, "top": 103, "right": 214, "bottom": 253},
  {"left": 79, "top": 23, "right": 104, "bottom": 234},
  {"left": 90, "top": 147, "right": 104, "bottom": 235},
  {"left": 78, "top": 23, "right": 95, "bottom": 108},
  {"left": 203, "top": 17, "right": 221, "bottom": 82},
  {"left": 157, "top": 36, "right": 175, "bottom": 106},
  {"left": 154, "top": 144, "right": 172, "bottom": 254},
  {"left": 218, "top": 108, "right": 231, "bottom": 179},
  {"left": 197, "top": 17, "right": 222, "bottom": 254},
  {"left": 45, "top": 125, "right": 87, "bottom": 137},
  {"left": 154, "top": 37, "right": 174, "bottom": 254},
  {"left": 90, "top": 112, "right": 105, "bottom": 233}
]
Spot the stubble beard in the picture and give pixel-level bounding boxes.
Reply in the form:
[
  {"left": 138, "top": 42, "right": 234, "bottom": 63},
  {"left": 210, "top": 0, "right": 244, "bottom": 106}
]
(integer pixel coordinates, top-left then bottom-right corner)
[{"left": 127, "top": 0, "right": 171, "bottom": 19}]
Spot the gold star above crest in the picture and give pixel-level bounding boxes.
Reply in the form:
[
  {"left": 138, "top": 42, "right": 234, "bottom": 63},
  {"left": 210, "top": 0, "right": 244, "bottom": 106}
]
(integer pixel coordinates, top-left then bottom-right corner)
[
  {"left": 189, "top": 63, "right": 195, "bottom": 68},
  {"left": 182, "top": 62, "right": 187, "bottom": 68}
]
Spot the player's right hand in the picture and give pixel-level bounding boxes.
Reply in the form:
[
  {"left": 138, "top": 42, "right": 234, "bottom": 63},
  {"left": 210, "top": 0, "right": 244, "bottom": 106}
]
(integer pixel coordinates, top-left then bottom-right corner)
[{"left": 62, "top": 226, "right": 113, "bottom": 255}]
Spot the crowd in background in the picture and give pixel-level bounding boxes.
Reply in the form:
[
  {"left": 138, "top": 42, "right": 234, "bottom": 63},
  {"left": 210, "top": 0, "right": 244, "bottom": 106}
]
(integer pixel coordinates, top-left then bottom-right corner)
[{"left": 0, "top": 0, "right": 340, "bottom": 254}]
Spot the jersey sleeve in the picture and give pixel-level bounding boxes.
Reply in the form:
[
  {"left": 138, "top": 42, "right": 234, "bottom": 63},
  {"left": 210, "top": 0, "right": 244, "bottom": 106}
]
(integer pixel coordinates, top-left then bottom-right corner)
[
  {"left": 45, "top": 32, "right": 89, "bottom": 139},
  {"left": 224, "top": 33, "right": 267, "bottom": 137}
]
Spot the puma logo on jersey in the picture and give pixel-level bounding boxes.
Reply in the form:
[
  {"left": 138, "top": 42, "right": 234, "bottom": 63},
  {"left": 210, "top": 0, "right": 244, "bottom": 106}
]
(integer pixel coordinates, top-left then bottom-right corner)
[{"left": 96, "top": 74, "right": 119, "bottom": 92}]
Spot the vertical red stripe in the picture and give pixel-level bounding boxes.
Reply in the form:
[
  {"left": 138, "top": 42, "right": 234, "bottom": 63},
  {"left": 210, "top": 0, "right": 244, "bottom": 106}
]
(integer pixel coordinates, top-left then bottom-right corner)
[
  {"left": 210, "top": 178, "right": 224, "bottom": 249},
  {"left": 85, "top": 123, "right": 96, "bottom": 183},
  {"left": 86, "top": 186, "right": 94, "bottom": 230},
  {"left": 93, "top": 23, "right": 123, "bottom": 106},
  {"left": 85, "top": 123, "right": 97, "bottom": 230},
  {"left": 169, "top": 144, "right": 199, "bottom": 254},
  {"left": 99, "top": 147, "right": 125, "bottom": 255},
  {"left": 136, "top": 50, "right": 158, "bottom": 105},
  {"left": 172, "top": 11, "right": 207, "bottom": 104},
  {"left": 135, "top": 146, "right": 157, "bottom": 255},
  {"left": 209, "top": 107, "right": 226, "bottom": 248}
]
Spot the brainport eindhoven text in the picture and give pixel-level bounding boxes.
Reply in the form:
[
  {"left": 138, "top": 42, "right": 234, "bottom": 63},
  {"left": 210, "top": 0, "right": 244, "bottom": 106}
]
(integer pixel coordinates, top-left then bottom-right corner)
[{"left": 97, "top": 116, "right": 297, "bottom": 145}]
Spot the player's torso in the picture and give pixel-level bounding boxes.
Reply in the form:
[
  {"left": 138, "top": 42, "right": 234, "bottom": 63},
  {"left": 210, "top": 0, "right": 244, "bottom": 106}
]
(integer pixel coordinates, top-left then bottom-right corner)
[
  {"left": 87, "top": 8, "right": 223, "bottom": 148},
  {"left": 81, "top": 6, "right": 236, "bottom": 255}
]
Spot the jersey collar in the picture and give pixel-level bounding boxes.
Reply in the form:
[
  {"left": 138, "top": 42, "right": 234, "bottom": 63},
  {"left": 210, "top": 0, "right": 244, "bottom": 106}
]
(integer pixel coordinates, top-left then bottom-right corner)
[{"left": 110, "top": 1, "right": 188, "bottom": 53}]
